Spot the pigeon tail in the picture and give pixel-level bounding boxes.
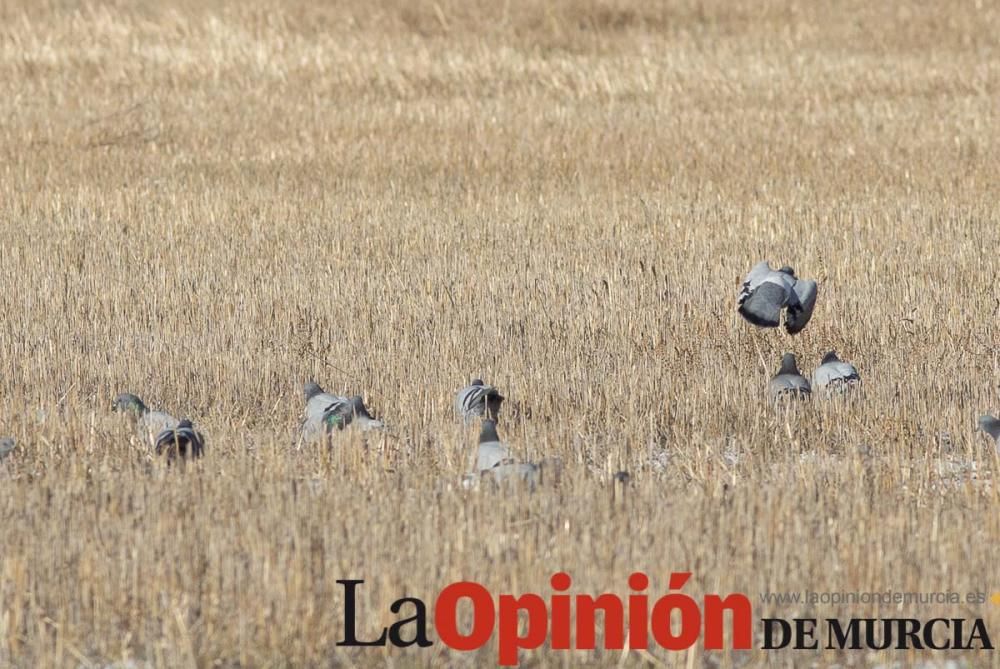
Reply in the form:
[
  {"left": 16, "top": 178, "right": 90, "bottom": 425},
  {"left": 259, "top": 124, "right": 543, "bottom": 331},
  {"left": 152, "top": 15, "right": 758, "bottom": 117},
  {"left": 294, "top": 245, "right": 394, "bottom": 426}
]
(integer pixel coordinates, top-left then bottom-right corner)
[
  {"left": 349, "top": 395, "right": 374, "bottom": 419},
  {"left": 154, "top": 420, "right": 205, "bottom": 461}
]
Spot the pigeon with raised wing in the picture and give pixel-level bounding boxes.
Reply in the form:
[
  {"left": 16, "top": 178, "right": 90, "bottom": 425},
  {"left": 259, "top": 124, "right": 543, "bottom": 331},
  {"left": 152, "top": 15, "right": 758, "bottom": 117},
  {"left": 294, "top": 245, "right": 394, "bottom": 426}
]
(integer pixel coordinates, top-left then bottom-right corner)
[
  {"left": 813, "top": 351, "right": 861, "bottom": 393},
  {"left": 738, "top": 261, "right": 817, "bottom": 334},
  {"left": 455, "top": 379, "right": 505, "bottom": 422},
  {"left": 112, "top": 393, "right": 180, "bottom": 448},
  {"left": 768, "top": 353, "right": 812, "bottom": 402}
]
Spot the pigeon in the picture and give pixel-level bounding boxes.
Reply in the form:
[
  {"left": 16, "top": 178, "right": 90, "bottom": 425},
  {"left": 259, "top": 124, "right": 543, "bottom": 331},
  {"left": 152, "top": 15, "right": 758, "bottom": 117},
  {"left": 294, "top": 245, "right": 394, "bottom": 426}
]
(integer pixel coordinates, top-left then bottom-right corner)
[
  {"left": 455, "top": 379, "right": 505, "bottom": 422},
  {"left": 767, "top": 353, "right": 812, "bottom": 402},
  {"left": 0, "top": 437, "right": 15, "bottom": 462},
  {"left": 978, "top": 415, "right": 1000, "bottom": 451},
  {"left": 812, "top": 351, "right": 861, "bottom": 393},
  {"left": 112, "top": 393, "right": 180, "bottom": 448},
  {"left": 154, "top": 419, "right": 205, "bottom": 462},
  {"left": 737, "top": 261, "right": 818, "bottom": 334},
  {"left": 464, "top": 419, "right": 547, "bottom": 489},
  {"left": 474, "top": 419, "right": 513, "bottom": 470},
  {"left": 300, "top": 382, "right": 384, "bottom": 443}
]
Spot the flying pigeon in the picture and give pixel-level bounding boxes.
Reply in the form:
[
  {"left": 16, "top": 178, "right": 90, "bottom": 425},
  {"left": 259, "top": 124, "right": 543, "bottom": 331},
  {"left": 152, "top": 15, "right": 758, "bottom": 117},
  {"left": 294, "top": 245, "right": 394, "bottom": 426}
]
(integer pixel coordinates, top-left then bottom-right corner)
[
  {"left": 300, "top": 382, "right": 384, "bottom": 443},
  {"left": 738, "top": 261, "right": 818, "bottom": 334},
  {"left": 767, "top": 353, "right": 812, "bottom": 403},
  {"left": 0, "top": 437, "right": 15, "bottom": 462},
  {"left": 978, "top": 415, "right": 1000, "bottom": 451},
  {"left": 812, "top": 351, "right": 861, "bottom": 393},
  {"left": 154, "top": 419, "right": 205, "bottom": 462},
  {"left": 455, "top": 379, "right": 505, "bottom": 422},
  {"left": 112, "top": 393, "right": 180, "bottom": 448}
]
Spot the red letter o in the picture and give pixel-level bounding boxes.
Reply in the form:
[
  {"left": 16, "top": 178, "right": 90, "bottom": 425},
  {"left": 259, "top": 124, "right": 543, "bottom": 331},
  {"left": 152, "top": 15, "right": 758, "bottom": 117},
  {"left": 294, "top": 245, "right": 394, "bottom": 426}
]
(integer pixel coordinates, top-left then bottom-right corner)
[{"left": 435, "top": 582, "right": 495, "bottom": 650}]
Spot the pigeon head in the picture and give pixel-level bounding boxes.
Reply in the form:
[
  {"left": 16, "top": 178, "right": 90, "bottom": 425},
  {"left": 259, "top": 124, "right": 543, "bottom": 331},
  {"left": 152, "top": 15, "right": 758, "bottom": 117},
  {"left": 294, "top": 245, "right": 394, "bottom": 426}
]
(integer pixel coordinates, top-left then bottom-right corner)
[
  {"left": 112, "top": 393, "right": 147, "bottom": 415},
  {"left": 479, "top": 419, "right": 501, "bottom": 444},
  {"left": 0, "top": 437, "right": 15, "bottom": 461},
  {"left": 778, "top": 265, "right": 796, "bottom": 277},
  {"left": 303, "top": 382, "right": 324, "bottom": 401},
  {"left": 978, "top": 415, "right": 1000, "bottom": 440},
  {"left": 821, "top": 351, "right": 841, "bottom": 364},
  {"left": 470, "top": 379, "right": 484, "bottom": 387},
  {"left": 778, "top": 353, "right": 800, "bottom": 375}
]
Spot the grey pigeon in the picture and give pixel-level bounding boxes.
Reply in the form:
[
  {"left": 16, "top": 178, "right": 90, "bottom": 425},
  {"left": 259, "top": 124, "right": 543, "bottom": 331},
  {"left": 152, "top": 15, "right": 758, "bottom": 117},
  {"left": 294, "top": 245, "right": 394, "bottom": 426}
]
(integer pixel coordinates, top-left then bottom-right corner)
[
  {"left": 812, "top": 351, "right": 861, "bottom": 393},
  {"left": 738, "top": 261, "right": 818, "bottom": 334},
  {"left": 300, "top": 382, "right": 384, "bottom": 443},
  {"left": 0, "top": 437, "right": 15, "bottom": 462},
  {"left": 465, "top": 420, "right": 547, "bottom": 490},
  {"left": 455, "top": 379, "right": 504, "bottom": 422},
  {"left": 767, "top": 353, "right": 812, "bottom": 403},
  {"left": 153, "top": 419, "right": 205, "bottom": 462},
  {"left": 474, "top": 419, "right": 513, "bottom": 470},
  {"left": 978, "top": 415, "right": 1000, "bottom": 451},
  {"left": 112, "top": 393, "right": 180, "bottom": 448}
]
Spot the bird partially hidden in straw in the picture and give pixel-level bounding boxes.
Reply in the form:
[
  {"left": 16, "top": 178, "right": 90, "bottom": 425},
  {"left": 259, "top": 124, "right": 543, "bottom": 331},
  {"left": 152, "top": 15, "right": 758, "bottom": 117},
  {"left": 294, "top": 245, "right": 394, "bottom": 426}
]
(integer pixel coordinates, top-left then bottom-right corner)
[
  {"left": 978, "top": 415, "right": 1000, "bottom": 453},
  {"left": 0, "top": 437, "right": 15, "bottom": 462},
  {"left": 112, "top": 393, "right": 204, "bottom": 461},
  {"left": 767, "top": 353, "right": 812, "bottom": 403},
  {"left": 812, "top": 351, "right": 861, "bottom": 394},
  {"left": 154, "top": 419, "right": 205, "bottom": 463},
  {"left": 463, "top": 419, "right": 560, "bottom": 490},
  {"left": 113, "top": 393, "right": 178, "bottom": 445},
  {"left": 455, "top": 379, "right": 504, "bottom": 422},
  {"left": 299, "top": 381, "right": 384, "bottom": 444}
]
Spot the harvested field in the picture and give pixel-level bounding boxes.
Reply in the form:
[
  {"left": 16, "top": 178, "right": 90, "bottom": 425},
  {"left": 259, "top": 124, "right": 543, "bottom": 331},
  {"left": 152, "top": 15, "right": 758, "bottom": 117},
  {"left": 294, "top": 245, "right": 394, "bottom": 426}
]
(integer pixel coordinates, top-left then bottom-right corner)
[{"left": 0, "top": 1, "right": 998, "bottom": 666}]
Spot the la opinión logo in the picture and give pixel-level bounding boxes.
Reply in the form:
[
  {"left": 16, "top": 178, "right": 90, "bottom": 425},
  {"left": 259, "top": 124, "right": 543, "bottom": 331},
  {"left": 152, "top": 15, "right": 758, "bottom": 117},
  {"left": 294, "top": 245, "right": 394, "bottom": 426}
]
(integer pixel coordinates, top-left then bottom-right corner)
[
  {"left": 337, "top": 573, "right": 994, "bottom": 665},
  {"left": 339, "top": 572, "right": 749, "bottom": 664}
]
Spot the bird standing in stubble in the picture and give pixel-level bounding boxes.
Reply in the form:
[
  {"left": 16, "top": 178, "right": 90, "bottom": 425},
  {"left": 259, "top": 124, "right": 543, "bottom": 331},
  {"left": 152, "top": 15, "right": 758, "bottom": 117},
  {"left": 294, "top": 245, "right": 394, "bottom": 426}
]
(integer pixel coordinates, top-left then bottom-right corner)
[{"left": 767, "top": 353, "right": 812, "bottom": 403}]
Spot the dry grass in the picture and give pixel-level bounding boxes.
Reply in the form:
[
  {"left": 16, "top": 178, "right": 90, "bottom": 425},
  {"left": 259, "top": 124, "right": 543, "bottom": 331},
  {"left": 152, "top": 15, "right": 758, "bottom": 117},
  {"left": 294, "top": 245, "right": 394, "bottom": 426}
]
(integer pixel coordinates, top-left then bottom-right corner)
[{"left": 0, "top": 0, "right": 999, "bottom": 667}]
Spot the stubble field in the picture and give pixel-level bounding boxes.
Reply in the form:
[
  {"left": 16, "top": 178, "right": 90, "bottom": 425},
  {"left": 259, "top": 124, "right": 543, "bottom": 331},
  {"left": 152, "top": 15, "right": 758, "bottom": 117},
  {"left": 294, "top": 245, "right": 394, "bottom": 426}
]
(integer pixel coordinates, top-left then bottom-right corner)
[{"left": 0, "top": 1, "right": 998, "bottom": 667}]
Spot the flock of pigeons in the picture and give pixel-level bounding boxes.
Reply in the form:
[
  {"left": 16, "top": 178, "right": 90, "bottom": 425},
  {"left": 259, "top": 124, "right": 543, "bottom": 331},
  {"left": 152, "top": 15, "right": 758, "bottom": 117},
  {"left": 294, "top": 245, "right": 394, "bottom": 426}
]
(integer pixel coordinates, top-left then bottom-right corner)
[
  {"left": 0, "top": 260, "right": 997, "bottom": 471},
  {"left": 739, "top": 261, "right": 1000, "bottom": 453},
  {"left": 739, "top": 261, "right": 862, "bottom": 401}
]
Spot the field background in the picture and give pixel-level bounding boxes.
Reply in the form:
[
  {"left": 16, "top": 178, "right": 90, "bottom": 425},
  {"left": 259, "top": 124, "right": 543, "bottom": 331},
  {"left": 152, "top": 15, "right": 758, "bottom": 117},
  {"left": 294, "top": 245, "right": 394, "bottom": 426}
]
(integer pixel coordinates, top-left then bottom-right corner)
[{"left": 1, "top": 0, "right": 999, "bottom": 666}]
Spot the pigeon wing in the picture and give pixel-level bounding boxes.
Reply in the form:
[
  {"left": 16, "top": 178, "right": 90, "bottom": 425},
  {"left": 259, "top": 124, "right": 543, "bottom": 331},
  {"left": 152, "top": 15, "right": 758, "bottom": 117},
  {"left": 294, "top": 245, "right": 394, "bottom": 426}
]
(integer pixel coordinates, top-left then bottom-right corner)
[
  {"left": 785, "top": 279, "right": 817, "bottom": 334},
  {"left": 738, "top": 280, "right": 787, "bottom": 328},
  {"left": 737, "top": 261, "right": 772, "bottom": 305}
]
